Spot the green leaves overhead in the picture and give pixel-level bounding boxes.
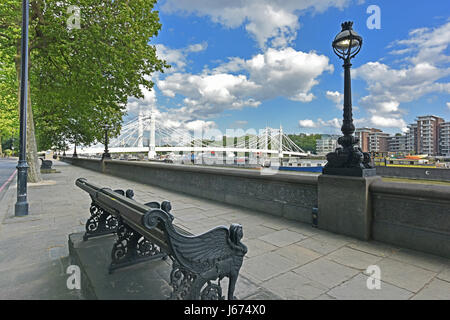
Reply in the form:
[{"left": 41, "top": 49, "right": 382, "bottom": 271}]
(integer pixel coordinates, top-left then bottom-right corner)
[
  {"left": 0, "top": 49, "right": 18, "bottom": 137},
  {"left": 0, "top": 1, "right": 20, "bottom": 138},
  {"left": 1, "top": 0, "right": 168, "bottom": 151}
]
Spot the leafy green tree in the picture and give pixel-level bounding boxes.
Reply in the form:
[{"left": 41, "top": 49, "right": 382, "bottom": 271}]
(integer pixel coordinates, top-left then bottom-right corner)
[
  {"left": 0, "top": 0, "right": 168, "bottom": 180},
  {"left": 0, "top": 40, "right": 19, "bottom": 156},
  {"left": 288, "top": 133, "right": 322, "bottom": 153}
]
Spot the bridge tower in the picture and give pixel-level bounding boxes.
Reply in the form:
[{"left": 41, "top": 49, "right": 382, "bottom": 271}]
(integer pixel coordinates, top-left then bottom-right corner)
[
  {"left": 148, "top": 108, "right": 156, "bottom": 159},
  {"left": 278, "top": 125, "right": 283, "bottom": 159},
  {"left": 137, "top": 110, "right": 144, "bottom": 148},
  {"left": 264, "top": 127, "right": 269, "bottom": 159}
]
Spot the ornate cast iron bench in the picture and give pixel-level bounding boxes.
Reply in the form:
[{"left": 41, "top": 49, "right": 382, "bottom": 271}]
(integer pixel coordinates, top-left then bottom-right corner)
[
  {"left": 75, "top": 178, "right": 248, "bottom": 300},
  {"left": 39, "top": 158, "right": 53, "bottom": 170}
]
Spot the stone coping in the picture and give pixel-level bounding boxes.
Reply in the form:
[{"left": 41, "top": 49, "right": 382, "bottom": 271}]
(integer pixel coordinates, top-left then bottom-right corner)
[
  {"left": 370, "top": 179, "right": 450, "bottom": 201},
  {"left": 63, "top": 157, "right": 319, "bottom": 186}
]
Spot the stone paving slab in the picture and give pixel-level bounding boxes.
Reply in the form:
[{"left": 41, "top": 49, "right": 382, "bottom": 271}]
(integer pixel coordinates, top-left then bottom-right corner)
[
  {"left": 262, "top": 271, "right": 328, "bottom": 300},
  {"left": 275, "top": 244, "right": 321, "bottom": 266},
  {"left": 245, "top": 290, "right": 284, "bottom": 300},
  {"left": 293, "top": 258, "right": 360, "bottom": 289},
  {"left": 437, "top": 267, "right": 450, "bottom": 282},
  {"left": 258, "top": 229, "right": 307, "bottom": 247},
  {"left": 240, "top": 224, "right": 278, "bottom": 240},
  {"left": 327, "top": 274, "right": 413, "bottom": 300},
  {"left": 326, "top": 247, "right": 383, "bottom": 270},
  {"left": 346, "top": 240, "right": 400, "bottom": 258},
  {"left": 245, "top": 239, "right": 278, "bottom": 258},
  {"left": 242, "top": 252, "right": 299, "bottom": 283},
  {"left": 69, "top": 232, "right": 173, "bottom": 300},
  {"left": 412, "top": 278, "right": 450, "bottom": 300},
  {"left": 375, "top": 258, "right": 437, "bottom": 293},
  {"left": 388, "top": 249, "right": 449, "bottom": 273},
  {"left": 295, "top": 237, "right": 346, "bottom": 255},
  {"left": 315, "top": 293, "right": 337, "bottom": 300},
  {"left": 0, "top": 161, "right": 449, "bottom": 299}
]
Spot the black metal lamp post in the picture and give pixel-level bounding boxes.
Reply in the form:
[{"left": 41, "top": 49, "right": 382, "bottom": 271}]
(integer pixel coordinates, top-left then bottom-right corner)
[
  {"left": 102, "top": 124, "right": 112, "bottom": 160},
  {"left": 72, "top": 143, "right": 78, "bottom": 158},
  {"left": 15, "top": 0, "right": 30, "bottom": 217},
  {"left": 323, "top": 21, "right": 375, "bottom": 177}
]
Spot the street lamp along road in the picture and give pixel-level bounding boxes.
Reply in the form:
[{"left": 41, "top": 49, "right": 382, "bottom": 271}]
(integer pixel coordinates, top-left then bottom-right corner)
[
  {"left": 102, "top": 124, "right": 112, "bottom": 160},
  {"left": 323, "top": 21, "right": 376, "bottom": 177},
  {"left": 15, "top": 0, "right": 30, "bottom": 217}
]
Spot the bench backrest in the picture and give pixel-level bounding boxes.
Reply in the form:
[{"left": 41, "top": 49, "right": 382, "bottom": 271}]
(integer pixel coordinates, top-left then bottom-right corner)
[
  {"left": 76, "top": 178, "right": 248, "bottom": 280},
  {"left": 76, "top": 178, "right": 173, "bottom": 253}
]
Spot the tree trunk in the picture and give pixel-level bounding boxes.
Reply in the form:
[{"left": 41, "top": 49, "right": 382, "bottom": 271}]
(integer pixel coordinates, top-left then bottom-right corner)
[
  {"left": 25, "top": 80, "right": 42, "bottom": 182},
  {"left": 15, "top": 45, "right": 42, "bottom": 183}
]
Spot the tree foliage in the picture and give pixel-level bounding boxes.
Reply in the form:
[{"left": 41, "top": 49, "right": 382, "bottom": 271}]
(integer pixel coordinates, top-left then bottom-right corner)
[
  {"left": 288, "top": 133, "right": 322, "bottom": 153},
  {"left": 0, "top": 0, "right": 168, "bottom": 156},
  {"left": 0, "top": 48, "right": 18, "bottom": 139}
]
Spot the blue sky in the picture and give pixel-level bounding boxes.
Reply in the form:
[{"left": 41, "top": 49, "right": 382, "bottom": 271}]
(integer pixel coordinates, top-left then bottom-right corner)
[{"left": 127, "top": 0, "right": 450, "bottom": 136}]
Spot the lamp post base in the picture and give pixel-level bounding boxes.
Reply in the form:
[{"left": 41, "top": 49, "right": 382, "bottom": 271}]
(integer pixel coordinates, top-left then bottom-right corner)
[
  {"left": 101, "top": 153, "right": 111, "bottom": 161},
  {"left": 323, "top": 139, "right": 374, "bottom": 177},
  {"left": 15, "top": 201, "right": 29, "bottom": 217},
  {"left": 322, "top": 167, "right": 377, "bottom": 177},
  {"left": 15, "top": 160, "right": 29, "bottom": 217}
]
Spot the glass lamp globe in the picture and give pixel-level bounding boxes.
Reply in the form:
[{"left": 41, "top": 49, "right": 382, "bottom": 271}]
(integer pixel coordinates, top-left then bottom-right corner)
[{"left": 332, "top": 21, "right": 362, "bottom": 60}]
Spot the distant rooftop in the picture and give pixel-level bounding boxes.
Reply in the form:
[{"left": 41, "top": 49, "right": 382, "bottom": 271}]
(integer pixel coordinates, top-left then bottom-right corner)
[{"left": 416, "top": 115, "right": 444, "bottom": 120}]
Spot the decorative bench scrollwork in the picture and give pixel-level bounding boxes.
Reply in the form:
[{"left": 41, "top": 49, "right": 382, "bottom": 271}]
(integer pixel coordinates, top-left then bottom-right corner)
[
  {"left": 82, "top": 187, "right": 132, "bottom": 241},
  {"left": 76, "top": 178, "right": 247, "bottom": 300},
  {"left": 142, "top": 209, "right": 247, "bottom": 300},
  {"left": 109, "top": 217, "right": 167, "bottom": 273},
  {"left": 39, "top": 158, "right": 53, "bottom": 170}
]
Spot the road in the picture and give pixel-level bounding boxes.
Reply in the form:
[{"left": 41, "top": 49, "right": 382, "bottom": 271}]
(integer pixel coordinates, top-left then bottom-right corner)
[{"left": 0, "top": 159, "right": 17, "bottom": 197}]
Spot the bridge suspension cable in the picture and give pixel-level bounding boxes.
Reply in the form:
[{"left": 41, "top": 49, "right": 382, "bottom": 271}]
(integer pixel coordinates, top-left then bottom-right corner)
[{"left": 75, "top": 111, "right": 308, "bottom": 157}]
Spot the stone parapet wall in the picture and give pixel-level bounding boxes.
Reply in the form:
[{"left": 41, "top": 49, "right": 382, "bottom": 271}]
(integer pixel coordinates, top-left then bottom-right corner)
[
  {"left": 370, "top": 180, "right": 450, "bottom": 258},
  {"left": 62, "top": 157, "right": 450, "bottom": 258},
  {"left": 62, "top": 157, "right": 318, "bottom": 223},
  {"left": 375, "top": 166, "right": 450, "bottom": 182}
]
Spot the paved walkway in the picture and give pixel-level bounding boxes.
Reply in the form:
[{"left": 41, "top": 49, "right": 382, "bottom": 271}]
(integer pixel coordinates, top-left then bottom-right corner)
[{"left": 0, "top": 161, "right": 449, "bottom": 299}]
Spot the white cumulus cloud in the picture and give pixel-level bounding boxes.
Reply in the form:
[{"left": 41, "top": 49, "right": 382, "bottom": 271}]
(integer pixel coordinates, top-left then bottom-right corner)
[
  {"left": 325, "top": 91, "right": 343, "bottom": 105},
  {"left": 157, "top": 47, "right": 333, "bottom": 119},
  {"left": 354, "top": 21, "right": 450, "bottom": 131},
  {"left": 155, "top": 42, "right": 208, "bottom": 72},
  {"left": 390, "top": 22, "right": 450, "bottom": 66},
  {"left": 298, "top": 119, "right": 317, "bottom": 128},
  {"left": 161, "top": 0, "right": 355, "bottom": 48},
  {"left": 298, "top": 118, "right": 342, "bottom": 130},
  {"left": 370, "top": 116, "right": 407, "bottom": 131},
  {"left": 126, "top": 86, "right": 157, "bottom": 114}
]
